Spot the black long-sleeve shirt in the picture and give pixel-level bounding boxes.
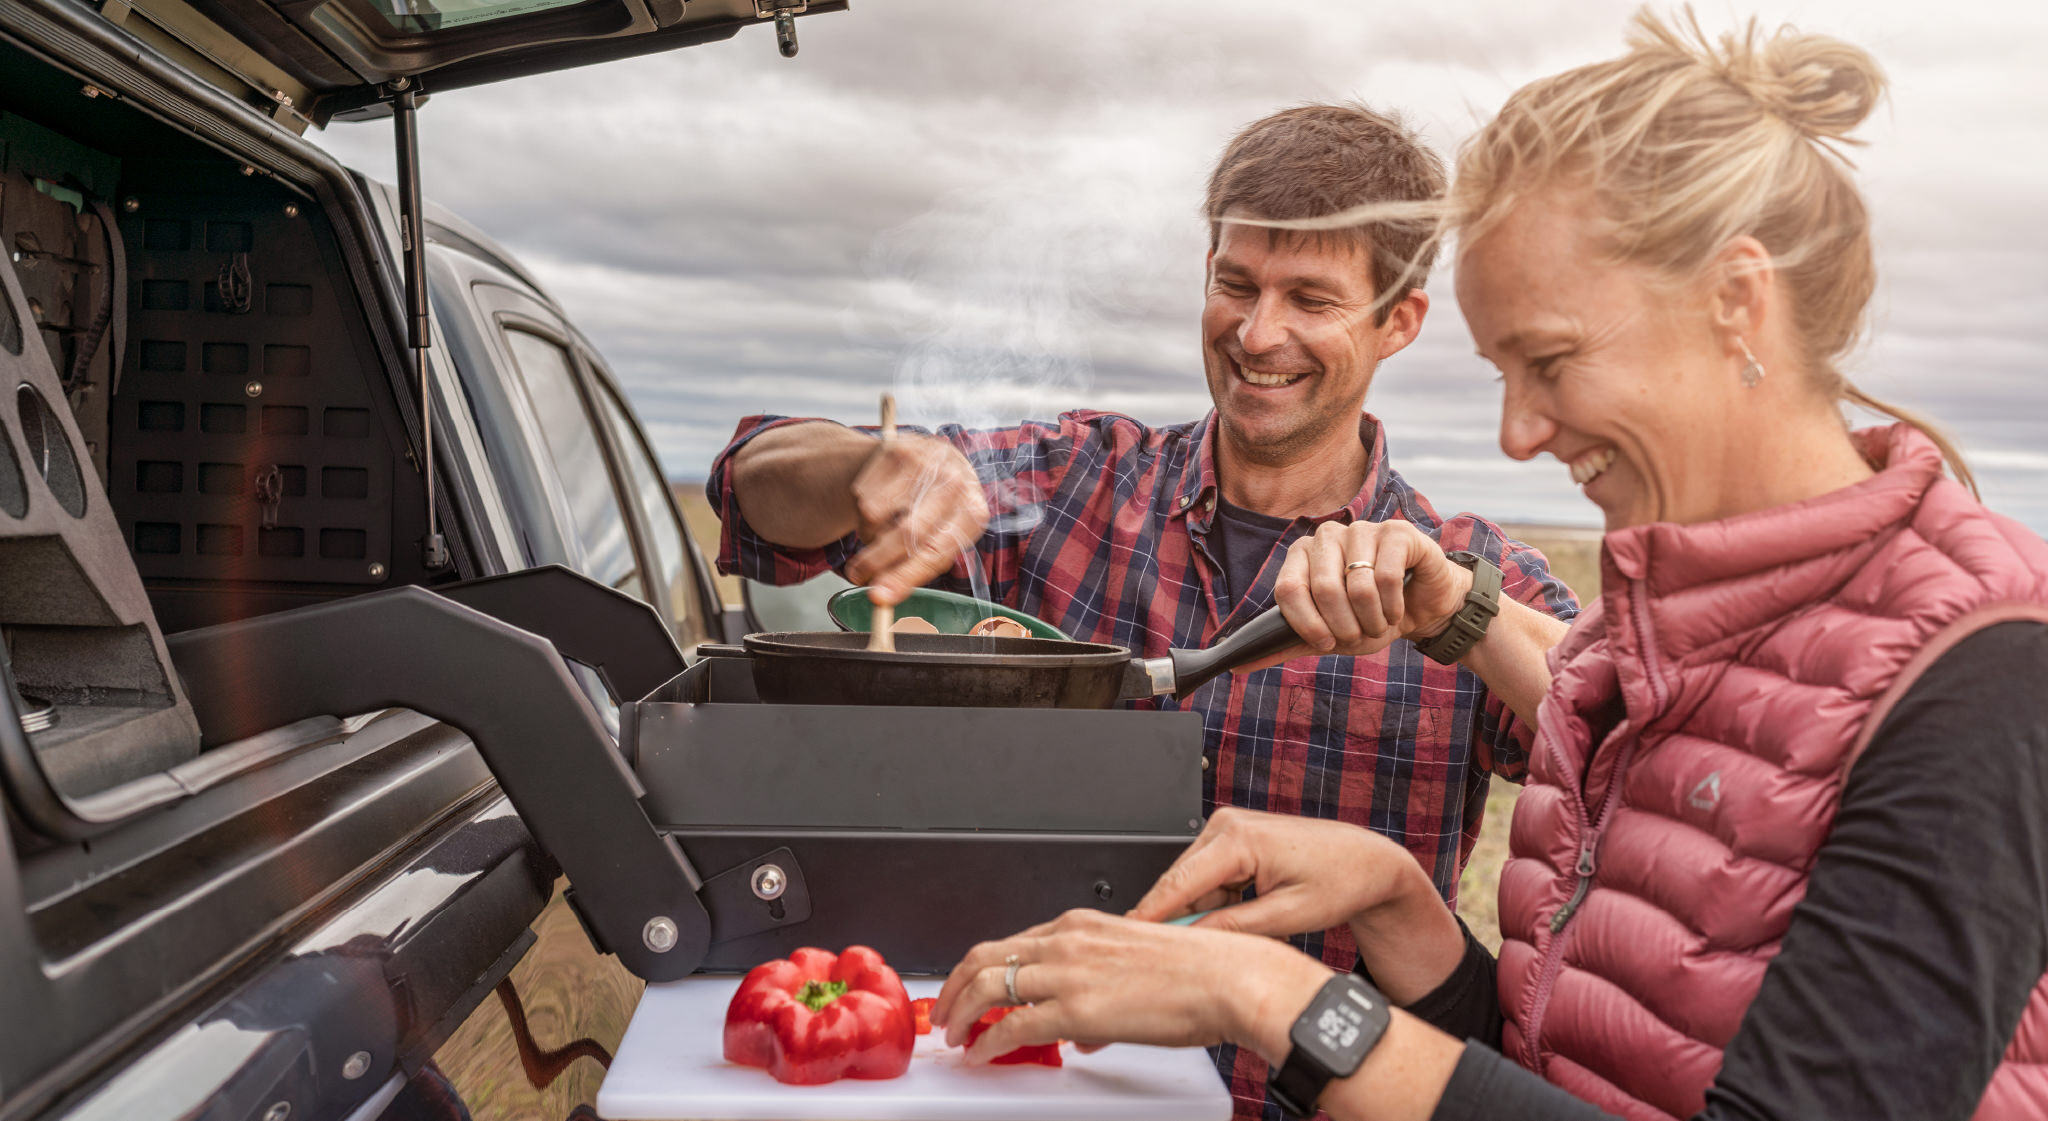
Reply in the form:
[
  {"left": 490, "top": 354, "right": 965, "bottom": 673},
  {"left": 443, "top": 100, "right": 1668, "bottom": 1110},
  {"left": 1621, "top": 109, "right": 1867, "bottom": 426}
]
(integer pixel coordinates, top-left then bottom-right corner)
[{"left": 1409, "top": 621, "right": 2048, "bottom": 1121}]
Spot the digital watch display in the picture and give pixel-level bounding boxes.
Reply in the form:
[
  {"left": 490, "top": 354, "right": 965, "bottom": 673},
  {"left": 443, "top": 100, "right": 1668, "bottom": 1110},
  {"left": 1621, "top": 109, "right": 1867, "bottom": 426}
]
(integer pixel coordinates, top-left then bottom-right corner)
[{"left": 1269, "top": 974, "right": 1393, "bottom": 1118}]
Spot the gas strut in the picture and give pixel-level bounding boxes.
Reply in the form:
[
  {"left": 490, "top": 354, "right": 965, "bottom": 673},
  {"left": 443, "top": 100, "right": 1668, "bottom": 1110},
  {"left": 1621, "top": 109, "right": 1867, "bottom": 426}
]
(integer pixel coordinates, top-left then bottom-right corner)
[{"left": 389, "top": 80, "right": 450, "bottom": 571}]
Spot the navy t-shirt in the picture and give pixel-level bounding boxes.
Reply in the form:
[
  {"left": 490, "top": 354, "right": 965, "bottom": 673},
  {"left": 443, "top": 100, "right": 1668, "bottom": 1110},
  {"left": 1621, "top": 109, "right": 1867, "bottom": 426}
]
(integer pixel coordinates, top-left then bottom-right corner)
[{"left": 1211, "top": 496, "right": 1295, "bottom": 607}]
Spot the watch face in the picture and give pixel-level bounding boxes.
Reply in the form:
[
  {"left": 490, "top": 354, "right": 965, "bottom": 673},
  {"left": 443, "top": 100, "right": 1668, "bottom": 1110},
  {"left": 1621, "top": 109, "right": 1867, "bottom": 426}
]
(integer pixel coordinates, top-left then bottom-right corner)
[{"left": 1296, "top": 982, "right": 1379, "bottom": 1070}]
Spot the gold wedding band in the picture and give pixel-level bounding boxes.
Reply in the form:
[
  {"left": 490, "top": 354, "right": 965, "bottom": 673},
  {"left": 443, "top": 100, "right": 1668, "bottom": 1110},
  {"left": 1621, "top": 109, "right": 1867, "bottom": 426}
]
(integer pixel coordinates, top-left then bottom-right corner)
[{"left": 1345, "top": 560, "right": 1375, "bottom": 573}]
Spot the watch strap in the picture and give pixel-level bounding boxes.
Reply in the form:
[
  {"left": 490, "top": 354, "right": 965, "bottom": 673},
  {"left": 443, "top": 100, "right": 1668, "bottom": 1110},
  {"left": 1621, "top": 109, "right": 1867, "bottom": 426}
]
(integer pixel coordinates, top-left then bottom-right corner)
[
  {"left": 1411, "top": 550, "right": 1502, "bottom": 666},
  {"left": 1269, "top": 1048, "right": 1331, "bottom": 1120},
  {"left": 1270, "top": 975, "right": 1392, "bottom": 1118}
]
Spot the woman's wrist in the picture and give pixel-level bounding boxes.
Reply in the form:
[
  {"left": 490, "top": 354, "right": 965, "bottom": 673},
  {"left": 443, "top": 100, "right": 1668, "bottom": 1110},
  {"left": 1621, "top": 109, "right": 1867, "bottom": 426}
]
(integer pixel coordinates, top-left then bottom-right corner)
[
  {"left": 1347, "top": 864, "right": 1469, "bottom": 1006},
  {"left": 1227, "top": 939, "right": 1337, "bottom": 1067}
]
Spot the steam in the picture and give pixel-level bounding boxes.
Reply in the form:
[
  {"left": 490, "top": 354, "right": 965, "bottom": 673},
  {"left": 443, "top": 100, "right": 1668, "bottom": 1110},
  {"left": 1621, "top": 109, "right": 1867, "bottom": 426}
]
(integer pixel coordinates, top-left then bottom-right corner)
[{"left": 850, "top": 170, "right": 1192, "bottom": 576}]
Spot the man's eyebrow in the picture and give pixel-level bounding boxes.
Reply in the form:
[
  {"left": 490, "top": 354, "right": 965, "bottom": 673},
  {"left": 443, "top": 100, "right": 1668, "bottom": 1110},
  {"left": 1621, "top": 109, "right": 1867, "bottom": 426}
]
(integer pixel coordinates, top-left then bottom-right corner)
[{"left": 1211, "top": 260, "right": 1354, "bottom": 295}]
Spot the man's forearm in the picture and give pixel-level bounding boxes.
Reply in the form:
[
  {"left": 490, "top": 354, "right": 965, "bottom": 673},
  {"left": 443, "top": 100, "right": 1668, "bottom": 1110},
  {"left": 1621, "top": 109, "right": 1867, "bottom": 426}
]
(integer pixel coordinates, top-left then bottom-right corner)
[
  {"left": 1462, "top": 598, "right": 1567, "bottom": 727},
  {"left": 730, "top": 421, "right": 876, "bottom": 548}
]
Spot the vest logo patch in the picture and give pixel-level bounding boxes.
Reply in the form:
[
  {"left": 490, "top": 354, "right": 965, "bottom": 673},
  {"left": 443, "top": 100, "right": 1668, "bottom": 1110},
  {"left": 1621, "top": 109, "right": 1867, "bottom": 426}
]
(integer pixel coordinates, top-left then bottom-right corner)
[{"left": 1688, "top": 770, "right": 1723, "bottom": 812}]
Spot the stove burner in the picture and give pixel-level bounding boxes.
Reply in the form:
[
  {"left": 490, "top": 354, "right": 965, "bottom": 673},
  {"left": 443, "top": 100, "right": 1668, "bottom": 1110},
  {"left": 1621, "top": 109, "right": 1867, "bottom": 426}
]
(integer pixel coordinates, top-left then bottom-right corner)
[{"left": 18, "top": 694, "right": 56, "bottom": 735}]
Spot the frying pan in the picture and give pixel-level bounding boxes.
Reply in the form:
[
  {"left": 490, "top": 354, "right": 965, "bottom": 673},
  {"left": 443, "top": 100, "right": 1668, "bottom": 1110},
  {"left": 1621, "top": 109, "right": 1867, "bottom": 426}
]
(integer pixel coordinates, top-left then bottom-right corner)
[{"left": 735, "top": 603, "right": 1303, "bottom": 709}]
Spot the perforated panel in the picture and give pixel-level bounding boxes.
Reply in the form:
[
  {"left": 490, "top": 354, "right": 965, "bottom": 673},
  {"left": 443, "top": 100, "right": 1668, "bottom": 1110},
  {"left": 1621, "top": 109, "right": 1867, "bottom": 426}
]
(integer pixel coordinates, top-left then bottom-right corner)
[{"left": 112, "top": 199, "right": 392, "bottom": 584}]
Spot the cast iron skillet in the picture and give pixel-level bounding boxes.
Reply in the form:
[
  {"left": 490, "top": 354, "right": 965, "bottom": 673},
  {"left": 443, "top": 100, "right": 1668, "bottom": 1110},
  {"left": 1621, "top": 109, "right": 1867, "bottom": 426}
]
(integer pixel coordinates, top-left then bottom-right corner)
[{"left": 736, "top": 604, "right": 1302, "bottom": 709}]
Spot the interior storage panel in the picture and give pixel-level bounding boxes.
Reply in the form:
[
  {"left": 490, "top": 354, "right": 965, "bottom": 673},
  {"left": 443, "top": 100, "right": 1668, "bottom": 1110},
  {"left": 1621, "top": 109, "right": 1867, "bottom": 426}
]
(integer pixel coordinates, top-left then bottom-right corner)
[
  {"left": 0, "top": 42, "right": 439, "bottom": 805},
  {"left": 112, "top": 188, "right": 396, "bottom": 590}
]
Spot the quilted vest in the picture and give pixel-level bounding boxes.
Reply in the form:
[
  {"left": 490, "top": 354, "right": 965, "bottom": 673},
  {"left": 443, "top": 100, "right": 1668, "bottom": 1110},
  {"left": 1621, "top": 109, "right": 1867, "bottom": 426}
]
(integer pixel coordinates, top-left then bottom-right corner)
[{"left": 1496, "top": 424, "right": 2048, "bottom": 1120}]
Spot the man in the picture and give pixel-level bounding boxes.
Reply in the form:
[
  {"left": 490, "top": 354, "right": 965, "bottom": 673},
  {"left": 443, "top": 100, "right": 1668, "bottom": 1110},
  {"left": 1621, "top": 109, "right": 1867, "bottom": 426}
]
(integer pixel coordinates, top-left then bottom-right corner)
[{"left": 707, "top": 103, "right": 1576, "bottom": 1120}]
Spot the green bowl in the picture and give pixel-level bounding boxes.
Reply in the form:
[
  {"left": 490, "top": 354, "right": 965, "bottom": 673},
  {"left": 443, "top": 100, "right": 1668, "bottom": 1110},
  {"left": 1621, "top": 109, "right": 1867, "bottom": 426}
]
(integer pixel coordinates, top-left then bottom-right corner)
[{"left": 827, "top": 586, "right": 1072, "bottom": 641}]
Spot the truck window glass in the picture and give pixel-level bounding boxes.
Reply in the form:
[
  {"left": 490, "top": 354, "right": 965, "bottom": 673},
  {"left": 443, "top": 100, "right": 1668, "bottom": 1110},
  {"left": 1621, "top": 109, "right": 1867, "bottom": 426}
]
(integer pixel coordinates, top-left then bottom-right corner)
[
  {"left": 501, "top": 328, "right": 641, "bottom": 599},
  {"left": 591, "top": 384, "right": 701, "bottom": 643}
]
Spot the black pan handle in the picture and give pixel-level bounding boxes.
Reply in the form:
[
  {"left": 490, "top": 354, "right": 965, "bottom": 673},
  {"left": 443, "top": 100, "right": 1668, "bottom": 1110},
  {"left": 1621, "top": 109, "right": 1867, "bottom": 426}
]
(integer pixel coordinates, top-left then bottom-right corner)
[
  {"left": 1164, "top": 605, "right": 1299, "bottom": 699},
  {"left": 1161, "top": 571, "right": 1415, "bottom": 699}
]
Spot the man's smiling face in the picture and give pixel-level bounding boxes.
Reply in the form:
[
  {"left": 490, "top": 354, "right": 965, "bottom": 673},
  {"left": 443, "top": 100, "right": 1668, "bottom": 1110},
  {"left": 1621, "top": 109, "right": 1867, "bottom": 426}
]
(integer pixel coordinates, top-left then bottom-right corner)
[{"left": 1202, "top": 221, "right": 1411, "bottom": 467}]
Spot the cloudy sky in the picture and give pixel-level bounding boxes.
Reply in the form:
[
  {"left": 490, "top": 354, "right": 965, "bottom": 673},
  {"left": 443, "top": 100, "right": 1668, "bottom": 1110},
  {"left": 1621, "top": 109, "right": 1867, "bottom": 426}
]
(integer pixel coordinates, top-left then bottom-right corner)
[{"left": 315, "top": 0, "right": 2048, "bottom": 531}]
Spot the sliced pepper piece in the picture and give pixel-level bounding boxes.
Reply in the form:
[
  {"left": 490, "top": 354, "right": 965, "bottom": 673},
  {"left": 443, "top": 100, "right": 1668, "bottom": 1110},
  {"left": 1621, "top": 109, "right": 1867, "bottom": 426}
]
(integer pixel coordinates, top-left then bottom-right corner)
[
  {"left": 723, "top": 945, "right": 915, "bottom": 1084},
  {"left": 911, "top": 997, "right": 936, "bottom": 1036},
  {"left": 967, "top": 1006, "right": 1064, "bottom": 1066}
]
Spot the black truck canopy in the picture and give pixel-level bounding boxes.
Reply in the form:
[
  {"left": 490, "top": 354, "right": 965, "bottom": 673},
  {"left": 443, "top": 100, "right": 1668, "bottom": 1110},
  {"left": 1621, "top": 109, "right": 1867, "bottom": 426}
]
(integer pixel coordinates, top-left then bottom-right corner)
[{"left": 155, "top": 0, "right": 844, "bottom": 123}]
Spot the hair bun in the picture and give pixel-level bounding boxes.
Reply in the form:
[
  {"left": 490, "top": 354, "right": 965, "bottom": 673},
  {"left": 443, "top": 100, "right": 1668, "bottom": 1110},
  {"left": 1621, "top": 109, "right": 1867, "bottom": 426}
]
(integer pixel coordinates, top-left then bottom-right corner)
[
  {"left": 1747, "top": 27, "right": 1885, "bottom": 143},
  {"left": 1632, "top": 9, "right": 1886, "bottom": 146}
]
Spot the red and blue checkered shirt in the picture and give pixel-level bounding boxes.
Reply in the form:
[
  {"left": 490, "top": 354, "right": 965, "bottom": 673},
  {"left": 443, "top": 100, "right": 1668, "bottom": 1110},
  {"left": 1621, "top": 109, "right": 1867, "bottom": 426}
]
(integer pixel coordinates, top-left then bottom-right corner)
[{"left": 708, "top": 409, "right": 1577, "bottom": 1120}]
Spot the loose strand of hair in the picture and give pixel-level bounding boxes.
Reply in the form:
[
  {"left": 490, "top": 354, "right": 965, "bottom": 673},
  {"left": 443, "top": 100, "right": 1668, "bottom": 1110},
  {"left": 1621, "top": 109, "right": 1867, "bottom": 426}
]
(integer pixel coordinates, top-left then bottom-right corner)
[{"left": 1842, "top": 384, "right": 1980, "bottom": 499}]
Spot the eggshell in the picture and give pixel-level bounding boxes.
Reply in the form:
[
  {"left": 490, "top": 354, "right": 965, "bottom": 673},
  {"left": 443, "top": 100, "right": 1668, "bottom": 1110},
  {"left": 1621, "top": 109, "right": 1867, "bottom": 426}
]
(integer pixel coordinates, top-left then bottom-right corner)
[{"left": 968, "top": 616, "right": 1030, "bottom": 639}]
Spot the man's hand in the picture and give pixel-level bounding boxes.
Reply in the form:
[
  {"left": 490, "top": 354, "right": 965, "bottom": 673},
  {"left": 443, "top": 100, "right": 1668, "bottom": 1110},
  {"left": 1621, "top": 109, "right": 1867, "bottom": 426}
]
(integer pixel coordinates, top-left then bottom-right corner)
[
  {"left": 1244, "top": 518, "right": 1567, "bottom": 726},
  {"left": 1244, "top": 520, "right": 1468, "bottom": 670},
  {"left": 731, "top": 422, "right": 990, "bottom": 606},
  {"left": 840, "top": 434, "right": 989, "bottom": 606}
]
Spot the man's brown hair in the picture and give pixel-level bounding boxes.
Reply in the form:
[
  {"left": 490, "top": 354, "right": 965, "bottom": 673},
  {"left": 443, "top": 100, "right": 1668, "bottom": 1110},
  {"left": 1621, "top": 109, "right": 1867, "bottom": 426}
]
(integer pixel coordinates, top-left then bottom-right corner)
[{"left": 1205, "top": 103, "right": 1447, "bottom": 324}]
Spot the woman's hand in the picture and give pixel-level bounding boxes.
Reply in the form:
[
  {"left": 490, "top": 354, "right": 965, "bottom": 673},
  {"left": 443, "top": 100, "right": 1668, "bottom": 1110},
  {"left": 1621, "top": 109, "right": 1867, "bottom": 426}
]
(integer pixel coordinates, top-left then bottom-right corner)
[
  {"left": 1126, "top": 807, "right": 1417, "bottom": 935},
  {"left": 1126, "top": 807, "right": 1468, "bottom": 1004},
  {"left": 934, "top": 909, "right": 1473, "bottom": 1121},
  {"left": 929, "top": 909, "right": 1331, "bottom": 1064},
  {"left": 841, "top": 435, "right": 989, "bottom": 605},
  {"left": 1244, "top": 520, "right": 1471, "bottom": 671}
]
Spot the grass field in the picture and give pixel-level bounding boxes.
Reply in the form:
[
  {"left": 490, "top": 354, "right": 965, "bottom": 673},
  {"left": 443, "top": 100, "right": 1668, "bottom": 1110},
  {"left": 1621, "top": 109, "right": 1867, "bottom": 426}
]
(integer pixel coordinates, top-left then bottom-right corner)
[{"left": 676, "top": 483, "right": 1598, "bottom": 949}]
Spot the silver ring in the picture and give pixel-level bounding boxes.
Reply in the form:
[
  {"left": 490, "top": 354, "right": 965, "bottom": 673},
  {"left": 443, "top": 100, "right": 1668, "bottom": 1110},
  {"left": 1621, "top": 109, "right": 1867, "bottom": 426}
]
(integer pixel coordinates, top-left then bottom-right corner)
[
  {"left": 1004, "top": 954, "right": 1023, "bottom": 1006},
  {"left": 1345, "top": 560, "right": 1375, "bottom": 573}
]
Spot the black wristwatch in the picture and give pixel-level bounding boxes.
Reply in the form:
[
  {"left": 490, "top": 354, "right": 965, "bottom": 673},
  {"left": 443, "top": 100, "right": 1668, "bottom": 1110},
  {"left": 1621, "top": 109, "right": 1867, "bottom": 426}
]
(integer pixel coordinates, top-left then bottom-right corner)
[
  {"left": 1269, "top": 974, "right": 1393, "bottom": 1119},
  {"left": 1410, "top": 550, "right": 1502, "bottom": 665}
]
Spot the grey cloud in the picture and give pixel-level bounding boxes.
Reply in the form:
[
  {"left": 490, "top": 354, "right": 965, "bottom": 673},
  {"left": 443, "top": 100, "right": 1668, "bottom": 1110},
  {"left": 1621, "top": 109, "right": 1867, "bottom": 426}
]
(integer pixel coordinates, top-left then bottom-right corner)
[{"left": 316, "top": 0, "right": 2048, "bottom": 531}]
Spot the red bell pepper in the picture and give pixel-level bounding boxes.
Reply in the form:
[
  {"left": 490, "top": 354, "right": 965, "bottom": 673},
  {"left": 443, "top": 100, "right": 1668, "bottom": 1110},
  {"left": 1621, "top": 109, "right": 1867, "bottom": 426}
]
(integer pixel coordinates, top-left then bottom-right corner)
[
  {"left": 723, "top": 946, "right": 916, "bottom": 1084},
  {"left": 911, "top": 997, "right": 936, "bottom": 1036},
  {"left": 967, "top": 1006, "right": 1064, "bottom": 1066}
]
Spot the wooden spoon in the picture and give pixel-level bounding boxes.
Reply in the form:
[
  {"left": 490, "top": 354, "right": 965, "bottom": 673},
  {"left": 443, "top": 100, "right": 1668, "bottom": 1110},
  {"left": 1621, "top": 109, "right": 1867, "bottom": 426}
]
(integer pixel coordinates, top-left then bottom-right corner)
[{"left": 867, "top": 393, "right": 898, "bottom": 652}]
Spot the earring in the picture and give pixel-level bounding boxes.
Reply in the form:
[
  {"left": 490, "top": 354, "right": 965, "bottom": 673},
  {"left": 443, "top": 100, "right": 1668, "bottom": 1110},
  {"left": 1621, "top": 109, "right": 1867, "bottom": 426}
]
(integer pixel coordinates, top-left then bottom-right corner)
[{"left": 1736, "top": 337, "right": 1766, "bottom": 388}]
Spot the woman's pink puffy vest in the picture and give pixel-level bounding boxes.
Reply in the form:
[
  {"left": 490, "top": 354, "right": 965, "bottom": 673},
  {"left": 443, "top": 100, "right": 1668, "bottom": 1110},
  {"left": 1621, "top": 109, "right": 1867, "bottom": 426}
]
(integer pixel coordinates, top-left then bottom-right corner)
[{"left": 1496, "top": 424, "right": 2048, "bottom": 1120}]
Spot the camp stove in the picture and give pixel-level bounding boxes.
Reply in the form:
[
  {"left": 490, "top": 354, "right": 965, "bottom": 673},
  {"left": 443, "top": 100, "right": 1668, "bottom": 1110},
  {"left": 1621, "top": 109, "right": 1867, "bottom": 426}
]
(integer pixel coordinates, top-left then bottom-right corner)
[{"left": 167, "top": 567, "right": 1202, "bottom": 981}]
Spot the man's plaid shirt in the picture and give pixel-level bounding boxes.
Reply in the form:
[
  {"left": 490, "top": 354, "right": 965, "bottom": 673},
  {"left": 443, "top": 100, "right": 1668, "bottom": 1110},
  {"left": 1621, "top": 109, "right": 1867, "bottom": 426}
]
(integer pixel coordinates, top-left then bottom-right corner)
[{"left": 708, "top": 409, "right": 1578, "bottom": 1120}]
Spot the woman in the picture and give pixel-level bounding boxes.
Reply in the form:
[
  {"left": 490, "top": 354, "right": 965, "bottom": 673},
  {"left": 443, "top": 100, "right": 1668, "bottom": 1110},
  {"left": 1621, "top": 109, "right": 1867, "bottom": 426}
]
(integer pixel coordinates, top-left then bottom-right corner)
[{"left": 931, "top": 12, "right": 2048, "bottom": 1121}]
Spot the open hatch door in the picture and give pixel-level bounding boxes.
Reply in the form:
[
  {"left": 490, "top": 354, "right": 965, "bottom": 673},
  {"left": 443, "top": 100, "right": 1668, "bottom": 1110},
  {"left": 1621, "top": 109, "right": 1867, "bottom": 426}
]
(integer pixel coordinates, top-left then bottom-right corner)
[{"left": 155, "top": 0, "right": 844, "bottom": 123}]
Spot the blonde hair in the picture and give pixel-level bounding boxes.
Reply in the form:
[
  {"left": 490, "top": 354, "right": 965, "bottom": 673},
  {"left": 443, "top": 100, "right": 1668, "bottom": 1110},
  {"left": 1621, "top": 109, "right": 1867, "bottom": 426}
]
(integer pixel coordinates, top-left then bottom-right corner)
[{"left": 1451, "top": 8, "right": 1977, "bottom": 495}]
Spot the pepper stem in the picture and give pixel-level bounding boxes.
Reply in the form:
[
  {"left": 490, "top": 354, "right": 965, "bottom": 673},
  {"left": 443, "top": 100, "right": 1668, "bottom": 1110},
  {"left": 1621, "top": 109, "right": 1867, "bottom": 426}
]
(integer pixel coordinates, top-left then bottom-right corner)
[{"left": 796, "top": 979, "right": 849, "bottom": 1012}]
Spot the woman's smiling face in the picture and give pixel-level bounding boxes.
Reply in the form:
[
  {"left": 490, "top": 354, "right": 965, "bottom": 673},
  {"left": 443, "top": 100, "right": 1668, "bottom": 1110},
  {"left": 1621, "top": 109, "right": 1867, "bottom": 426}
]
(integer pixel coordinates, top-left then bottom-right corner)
[{"left": 1457, "top": 191, "right": 1744, "bottom": 531}]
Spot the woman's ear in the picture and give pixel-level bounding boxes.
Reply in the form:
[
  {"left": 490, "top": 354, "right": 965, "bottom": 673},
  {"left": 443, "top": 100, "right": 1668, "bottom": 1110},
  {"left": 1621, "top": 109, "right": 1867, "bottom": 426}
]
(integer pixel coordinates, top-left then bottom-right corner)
[{"left": 1709, "top": 235, "right": 1775, "bottom": 357}]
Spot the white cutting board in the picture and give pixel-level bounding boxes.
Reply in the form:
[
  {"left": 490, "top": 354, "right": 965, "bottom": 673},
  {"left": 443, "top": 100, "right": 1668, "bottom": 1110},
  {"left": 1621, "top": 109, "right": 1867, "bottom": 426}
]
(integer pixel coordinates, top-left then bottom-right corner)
[{"left": 598, "top": 977, "right": 1233, "bottom": 1121}]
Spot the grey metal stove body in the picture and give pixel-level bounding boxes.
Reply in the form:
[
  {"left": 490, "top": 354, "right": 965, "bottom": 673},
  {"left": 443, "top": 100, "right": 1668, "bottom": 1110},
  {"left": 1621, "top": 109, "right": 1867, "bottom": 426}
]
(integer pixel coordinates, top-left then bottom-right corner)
[{"left": 629, "top": 653, "right": 1202, "bottom": 973}]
